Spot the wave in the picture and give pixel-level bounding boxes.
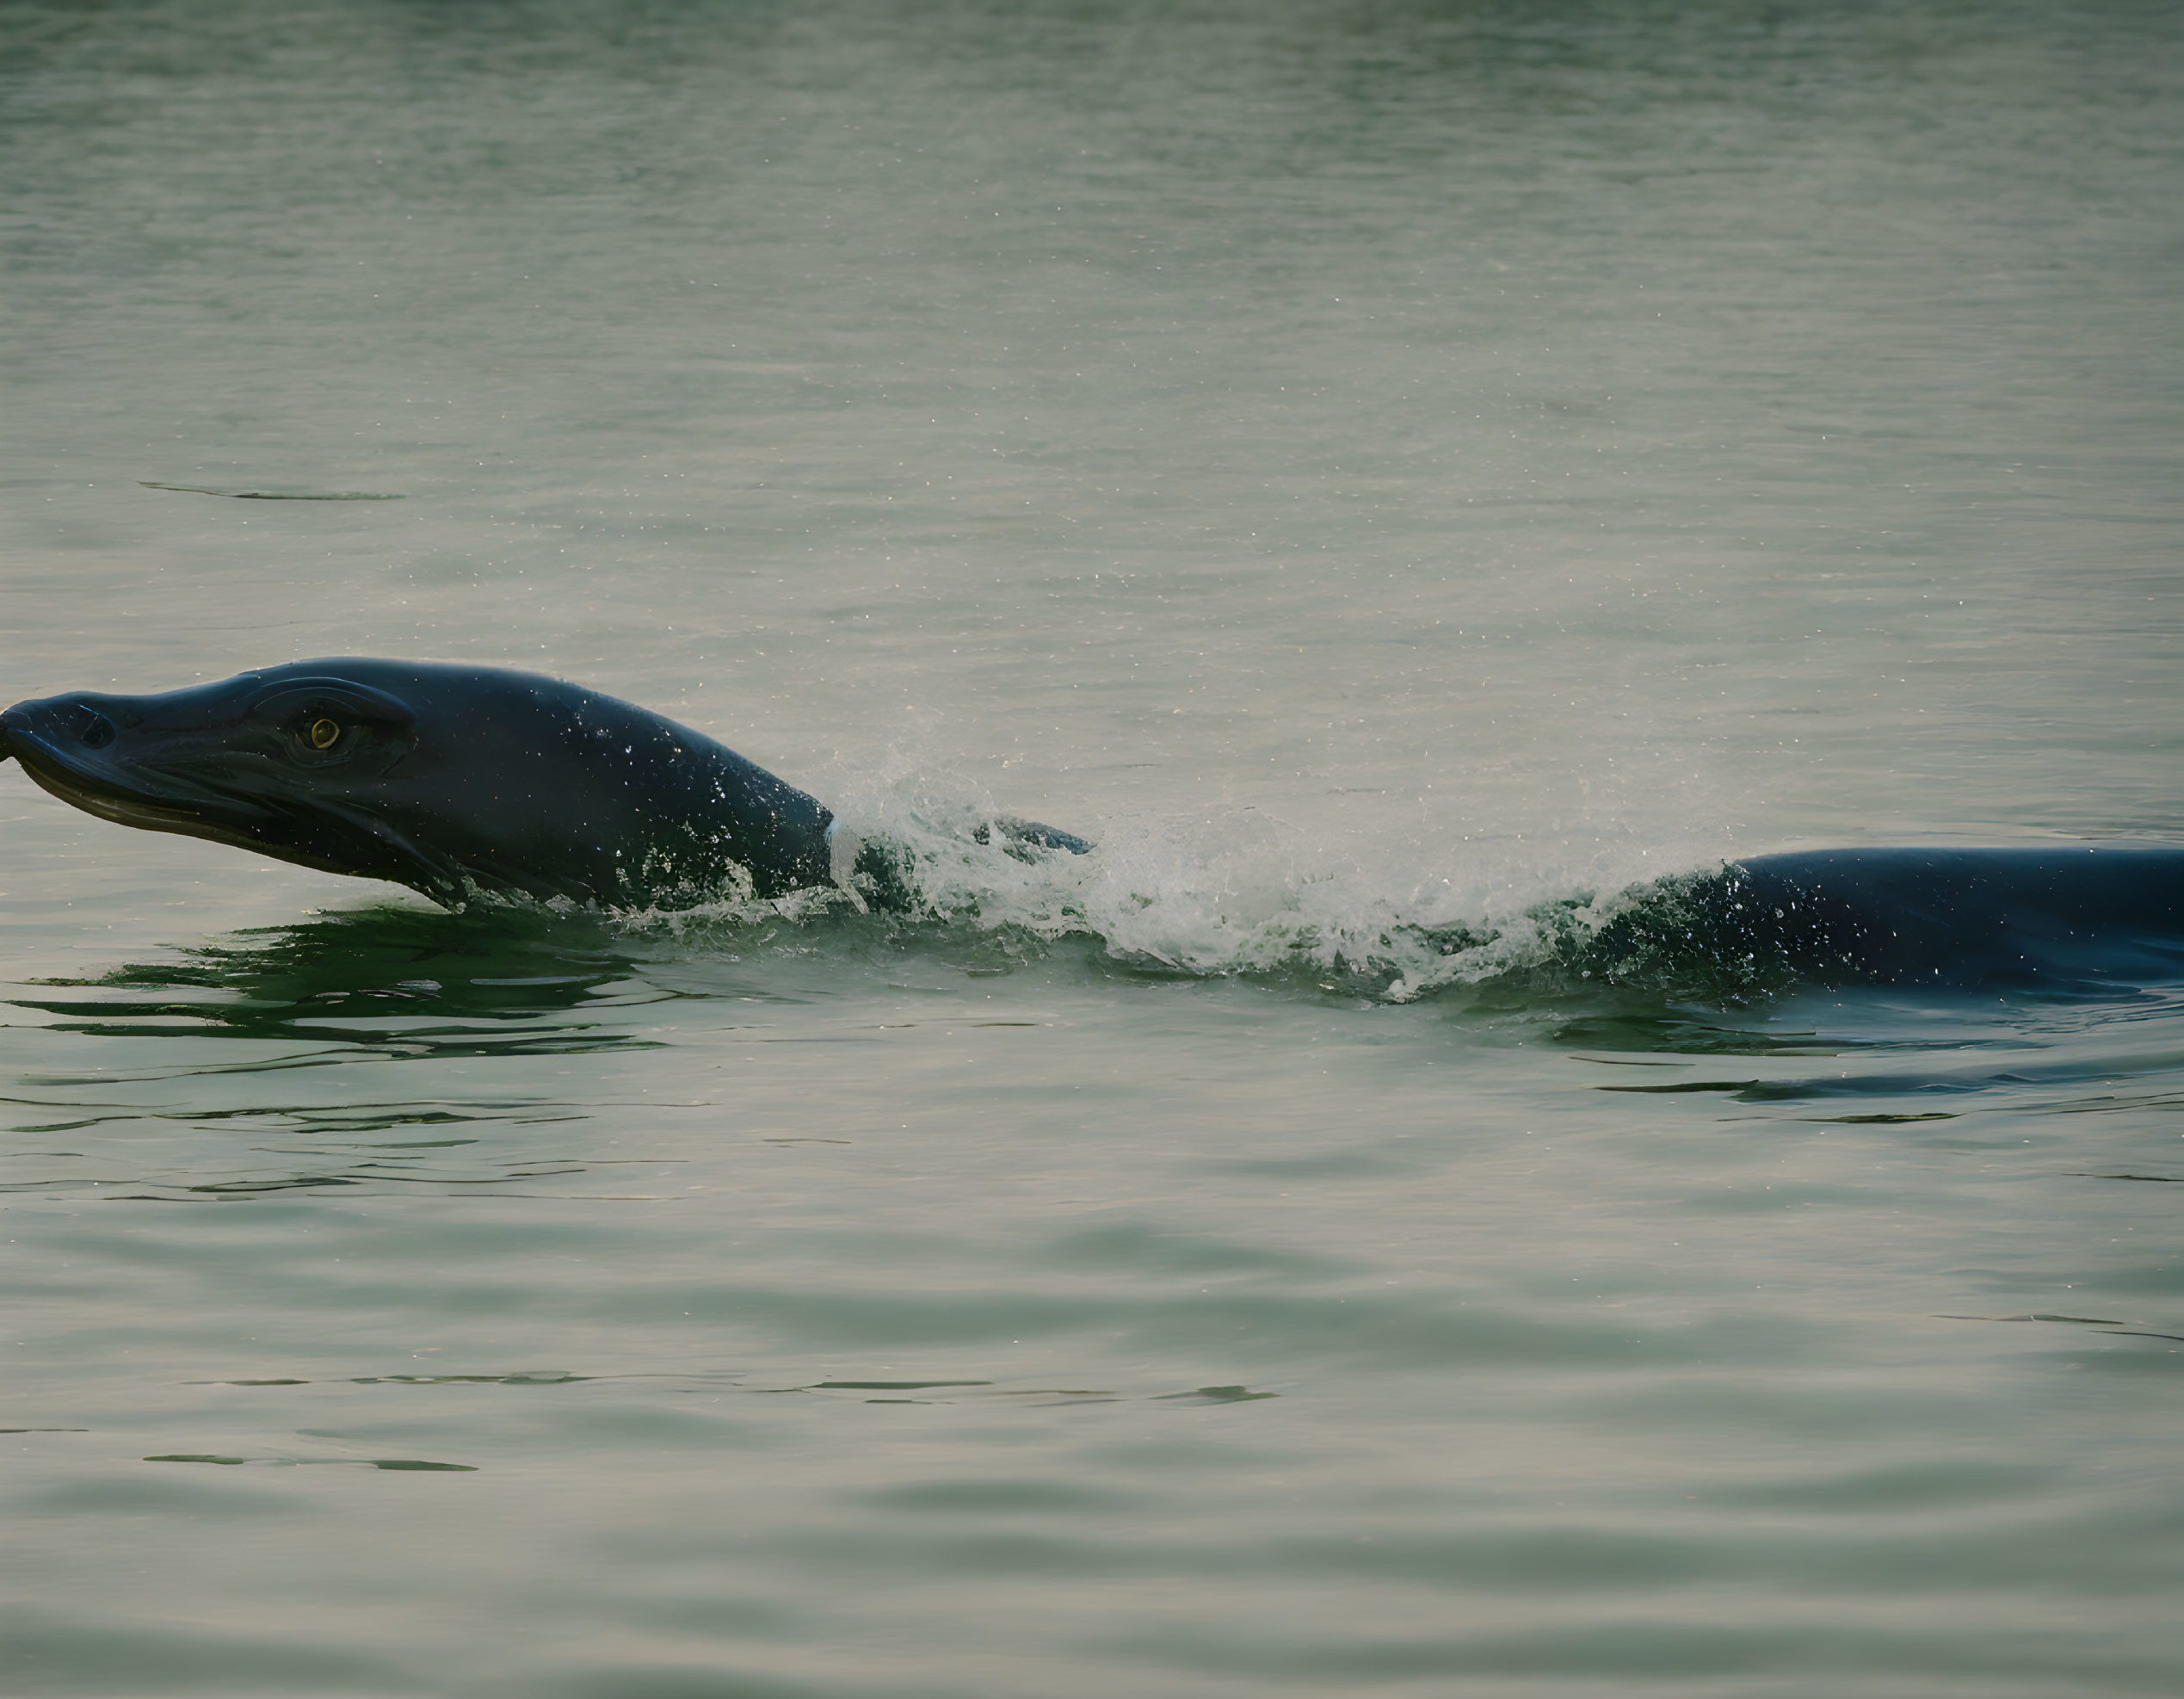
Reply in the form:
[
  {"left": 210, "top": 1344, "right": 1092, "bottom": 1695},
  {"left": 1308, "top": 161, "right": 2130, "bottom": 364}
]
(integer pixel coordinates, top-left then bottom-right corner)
[{"left": 611, "top": 793, "right": 2184, "bottom": 1004}]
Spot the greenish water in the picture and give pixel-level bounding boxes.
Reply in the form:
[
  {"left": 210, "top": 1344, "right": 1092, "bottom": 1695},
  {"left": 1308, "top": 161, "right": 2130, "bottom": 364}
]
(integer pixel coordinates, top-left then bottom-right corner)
[{"left": 3, "top": 3, "right": 2181, "bottom": 1694}]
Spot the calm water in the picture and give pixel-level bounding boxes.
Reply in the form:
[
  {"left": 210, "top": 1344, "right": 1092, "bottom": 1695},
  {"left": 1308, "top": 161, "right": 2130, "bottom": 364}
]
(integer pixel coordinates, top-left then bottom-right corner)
[{"left": 3, "top": 2, "right": 2182, "bottom": 1694}]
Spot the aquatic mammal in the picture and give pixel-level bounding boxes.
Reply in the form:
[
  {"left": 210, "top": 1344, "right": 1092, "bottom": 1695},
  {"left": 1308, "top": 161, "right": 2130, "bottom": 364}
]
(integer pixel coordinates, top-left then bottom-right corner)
[
  {"left": 0, "top": 658, "right": 1084, "bottom": 910},
  {"left": 4, "top": 659, "right": 2179, "bottom": 988},
  {"left": 1596, "top": 845, "right": 2184, "bottom": 991}
]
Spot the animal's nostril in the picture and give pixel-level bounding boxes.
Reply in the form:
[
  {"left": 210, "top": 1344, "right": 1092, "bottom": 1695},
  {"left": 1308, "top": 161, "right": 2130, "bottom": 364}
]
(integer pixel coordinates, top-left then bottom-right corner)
[{"left": 79, "top": 713, "right": 117, "bottom": 749}]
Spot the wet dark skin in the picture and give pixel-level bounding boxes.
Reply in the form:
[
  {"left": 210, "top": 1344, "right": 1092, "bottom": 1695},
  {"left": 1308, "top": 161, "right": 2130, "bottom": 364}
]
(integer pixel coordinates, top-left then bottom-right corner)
[
  {"left": 1591, "top": 844, "right": 2184, "bottom": 991},
  {"left": 4, "top": 659, "right": 2179, "bottom": 987},
  {"left": 0, "top": 658, "right": 1082, "bottom": 911}
]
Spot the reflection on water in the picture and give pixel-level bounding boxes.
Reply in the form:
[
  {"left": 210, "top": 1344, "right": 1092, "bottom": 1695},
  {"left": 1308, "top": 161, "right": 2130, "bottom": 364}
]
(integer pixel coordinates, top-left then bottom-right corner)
[
  {"left": 16, "top": 903, "right": 659, "bottom": 1055},
  {"left": 1, "top": 906, "right": 673, "bottom": 1199}
]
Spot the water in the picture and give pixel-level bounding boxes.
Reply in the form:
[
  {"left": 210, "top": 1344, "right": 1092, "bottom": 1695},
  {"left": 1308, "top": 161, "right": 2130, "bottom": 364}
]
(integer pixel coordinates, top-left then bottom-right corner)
[{"left": 3, "top": 2, "right": 2181, "bottom": 1692}]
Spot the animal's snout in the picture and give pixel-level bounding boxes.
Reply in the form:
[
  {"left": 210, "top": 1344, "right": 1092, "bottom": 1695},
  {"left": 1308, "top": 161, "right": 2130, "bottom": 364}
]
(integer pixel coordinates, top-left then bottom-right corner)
[{"left": 1, "top": 696, "right": 120, "bottom": 757}]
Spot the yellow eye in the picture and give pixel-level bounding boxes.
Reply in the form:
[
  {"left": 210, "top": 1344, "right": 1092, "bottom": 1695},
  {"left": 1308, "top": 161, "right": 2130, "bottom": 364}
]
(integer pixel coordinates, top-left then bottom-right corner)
[{"left": 307, "top": 718, "right": 341, "bottom": 751}]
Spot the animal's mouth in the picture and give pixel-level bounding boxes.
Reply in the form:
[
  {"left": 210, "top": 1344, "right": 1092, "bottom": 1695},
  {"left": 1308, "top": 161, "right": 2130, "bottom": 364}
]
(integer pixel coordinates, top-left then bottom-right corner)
[
  {"left": 5, "top": 714, "right": 466, "bottom": 901},
  {"left": 3, "top": 726, "right": 279, "bottom": 853}
]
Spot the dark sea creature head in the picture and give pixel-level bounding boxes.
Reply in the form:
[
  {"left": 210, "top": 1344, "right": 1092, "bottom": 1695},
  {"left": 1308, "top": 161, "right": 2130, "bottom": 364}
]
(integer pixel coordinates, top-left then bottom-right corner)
[{"left": 1, "top": 658, "right": 838, "bottom": 908}]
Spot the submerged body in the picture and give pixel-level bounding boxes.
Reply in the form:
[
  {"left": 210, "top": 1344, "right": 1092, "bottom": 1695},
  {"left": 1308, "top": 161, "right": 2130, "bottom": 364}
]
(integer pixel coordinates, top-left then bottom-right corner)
[
  {"left": 4, "top": 659, "right": 2180, "bottom": 989},
  {"left": 1723, "top": 845, "right": 2184, "bottom": 987},
  {"left": 1590, "top": 846, "right": 2184, "bottom": 992}
]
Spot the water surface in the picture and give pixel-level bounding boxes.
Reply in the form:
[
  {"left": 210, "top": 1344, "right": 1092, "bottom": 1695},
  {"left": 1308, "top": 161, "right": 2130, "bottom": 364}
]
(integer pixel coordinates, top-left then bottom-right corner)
[{"left": 3, "top": 3, "right": 2181, "bottom": 1694}]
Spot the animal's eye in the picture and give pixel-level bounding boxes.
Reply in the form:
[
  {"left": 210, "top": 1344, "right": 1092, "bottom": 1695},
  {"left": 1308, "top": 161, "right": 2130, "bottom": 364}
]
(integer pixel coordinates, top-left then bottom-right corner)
[{"left": 307, "top": 718, "right": 341, "bottom": 751}]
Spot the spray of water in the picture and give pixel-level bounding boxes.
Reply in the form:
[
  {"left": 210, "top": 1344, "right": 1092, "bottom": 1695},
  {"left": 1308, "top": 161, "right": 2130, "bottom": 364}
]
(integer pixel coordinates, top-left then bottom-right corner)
[{"left": 606, "top": 774, "right": 1762, "bottom": 1004}]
